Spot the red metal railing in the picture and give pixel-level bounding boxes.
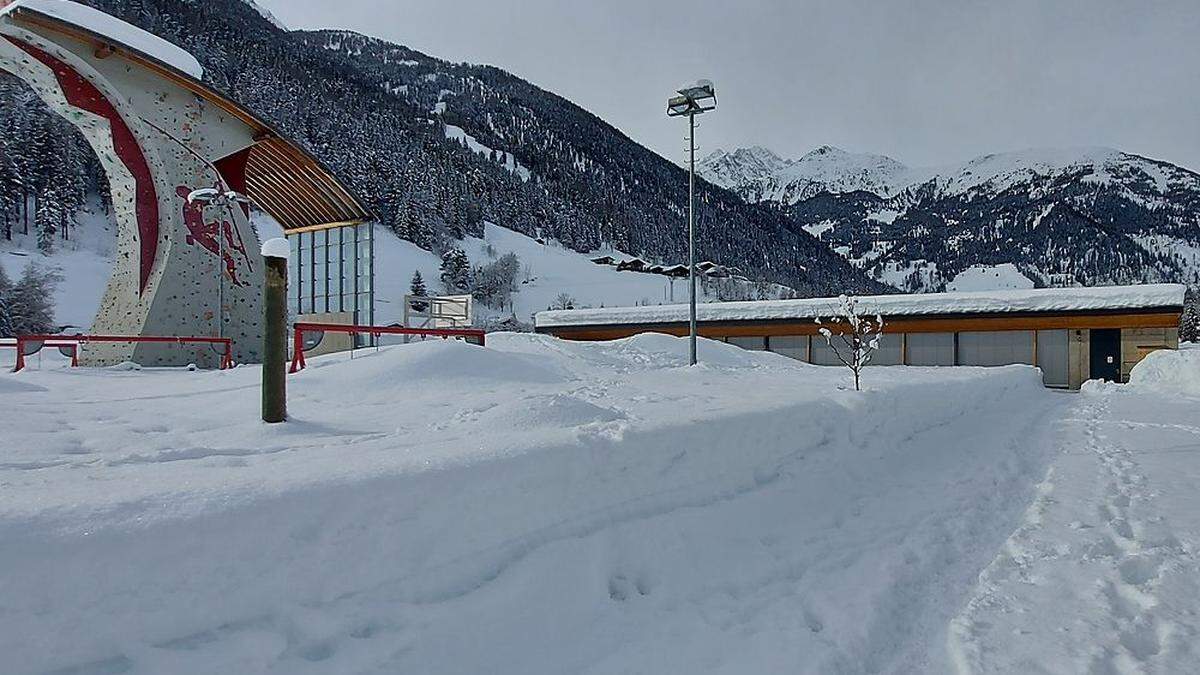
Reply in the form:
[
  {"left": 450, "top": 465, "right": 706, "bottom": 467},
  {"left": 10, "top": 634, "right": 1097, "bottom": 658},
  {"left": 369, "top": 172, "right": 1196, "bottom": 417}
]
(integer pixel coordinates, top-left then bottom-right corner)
[
  {"left": 289, "top": 322, "right": 486, "bottom": 373},
  {"left": 12, "top": 334, "right": 233, "bottom": 373}
]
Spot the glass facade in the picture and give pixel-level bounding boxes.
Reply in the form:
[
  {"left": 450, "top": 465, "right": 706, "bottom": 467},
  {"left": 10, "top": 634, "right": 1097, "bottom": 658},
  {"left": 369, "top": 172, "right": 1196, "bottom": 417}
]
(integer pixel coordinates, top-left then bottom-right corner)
[
  {"left": 288, "top": 222, "right": 374, "bottom": 340},
  {"left": 870, "top": 333, "right": 904, "bottom": 366},
  {"left": 769, "top": 335, "right": 808, "bottom": 361},
  {"left": 905, "top": 332, "right": 955, "bottom": 366},
  {"left": 728, "top": 336, "right": 766, "bottom": 351},
  {"left": 810, "top": 336, "right": 844, "bottom": 366},
  {"left": 716, "top": 327, "right": 1071, "bottom": 385},
  {"left": 958, "top": 330, "right": 1035, "bottom": 367},
  {"left": 1037, "top": 329, "right": 1069, "bottom": 387}
]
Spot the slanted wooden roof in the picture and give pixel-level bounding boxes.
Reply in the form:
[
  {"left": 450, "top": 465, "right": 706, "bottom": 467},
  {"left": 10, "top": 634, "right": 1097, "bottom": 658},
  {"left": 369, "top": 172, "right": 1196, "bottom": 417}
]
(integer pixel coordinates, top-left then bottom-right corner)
[{"left": 4, "top": 0, "right": 373, "bottom": 232}]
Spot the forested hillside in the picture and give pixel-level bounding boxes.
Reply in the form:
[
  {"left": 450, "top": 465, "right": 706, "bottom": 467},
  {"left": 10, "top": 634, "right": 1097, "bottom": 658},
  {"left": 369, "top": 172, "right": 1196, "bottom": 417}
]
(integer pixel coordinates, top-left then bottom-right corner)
[{"left": 0, "top": 0, "right": 885, "bottom": 297}]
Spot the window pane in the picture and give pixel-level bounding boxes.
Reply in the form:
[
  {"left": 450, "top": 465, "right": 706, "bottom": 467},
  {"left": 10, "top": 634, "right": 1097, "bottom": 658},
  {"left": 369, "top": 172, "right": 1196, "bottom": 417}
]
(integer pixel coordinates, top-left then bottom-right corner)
[
  {"left": 811, "top": 336, "right": 844, "bottom": 366},
  {"left": 1037, "top": 329, "right": 1069, "bottom": 387},
  {"left": 728, "top": 336, "right": 766, "bottom": 351},
  {"left": 906, "top": 332, "right": 955, "bottom": 366},
  {"left": 869, "top": 333, "right": 903, "bottom": 366},
  {"left": 769, "top": 335, "right": 808, "bottom": 361},
  {"left": 959, "top": 331, "right": 1034, "bottom": 367}
]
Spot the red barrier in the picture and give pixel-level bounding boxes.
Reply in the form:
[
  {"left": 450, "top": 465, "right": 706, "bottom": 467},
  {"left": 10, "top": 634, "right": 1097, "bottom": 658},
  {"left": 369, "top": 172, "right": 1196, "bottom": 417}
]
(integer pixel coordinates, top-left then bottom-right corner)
[
  {"left": 289, "top": 322, "right": 486, "bottom": 373},
  {"left": 13, "top": 334, "right": 233, "bottom": 373}
]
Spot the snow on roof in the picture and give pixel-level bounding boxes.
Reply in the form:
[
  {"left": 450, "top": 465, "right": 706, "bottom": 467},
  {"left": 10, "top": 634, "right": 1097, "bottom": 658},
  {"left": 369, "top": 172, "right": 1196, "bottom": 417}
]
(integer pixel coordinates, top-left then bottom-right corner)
[
  {"left": 1, "top": 0, "right": 204, "bottom": 79},
  {"left": 535, "top": 284, "right": 1187, "bottom": 329}
]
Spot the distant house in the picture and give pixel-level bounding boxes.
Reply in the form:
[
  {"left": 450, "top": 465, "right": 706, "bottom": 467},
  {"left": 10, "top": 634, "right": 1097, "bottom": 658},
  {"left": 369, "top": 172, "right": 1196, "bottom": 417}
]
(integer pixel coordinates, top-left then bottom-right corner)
[
  {"left": 696, "top": 261, "right": 729, "bottom": 278},
  {"left": 661, "top": 265, "right": 689, "bottom": 278},
  {"left": 616, "top": 258, "right": 648, "bottom": 273},
  {"left": 590, "top": 255, "right": 619, "bottom": 266},
  {"left": 534, "top": 284, "right": 1186, "bottom": 390}
]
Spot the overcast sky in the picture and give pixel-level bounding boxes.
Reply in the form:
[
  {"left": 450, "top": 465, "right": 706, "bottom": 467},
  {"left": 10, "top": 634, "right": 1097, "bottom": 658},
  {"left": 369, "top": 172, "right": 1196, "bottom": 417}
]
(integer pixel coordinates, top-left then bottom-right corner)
[{"left": 257, "top": 0, "right": 1200, "bottom": 172}]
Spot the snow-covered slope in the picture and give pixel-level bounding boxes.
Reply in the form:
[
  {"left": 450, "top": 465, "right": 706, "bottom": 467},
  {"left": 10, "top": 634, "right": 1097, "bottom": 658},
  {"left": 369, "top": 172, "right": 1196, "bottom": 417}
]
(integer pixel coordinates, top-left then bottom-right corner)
[
  {"left": 945, "top": 263, "right": 1035, "bottom": 292},
  {"left": 1, "top": 331, "right": 1068, "bottom": 673},
  {"left": 0, "top": 200, "right": 115, "bottom": 330},
  {"left": 8, "top": 209, "right": 790, "bottom": 332}
]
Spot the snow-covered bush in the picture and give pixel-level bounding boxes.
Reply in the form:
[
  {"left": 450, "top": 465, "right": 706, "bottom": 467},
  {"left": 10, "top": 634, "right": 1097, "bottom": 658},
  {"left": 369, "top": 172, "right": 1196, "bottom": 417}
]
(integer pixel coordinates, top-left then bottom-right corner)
[
  {"left": 815, "top": 294, "right": 885, "bottom": 391},
  {"left": 1, "top": 263, "right": 59, "bottom": 336},
  {"left": 472, "top": 252, "right": 521, "bottom": 310}
]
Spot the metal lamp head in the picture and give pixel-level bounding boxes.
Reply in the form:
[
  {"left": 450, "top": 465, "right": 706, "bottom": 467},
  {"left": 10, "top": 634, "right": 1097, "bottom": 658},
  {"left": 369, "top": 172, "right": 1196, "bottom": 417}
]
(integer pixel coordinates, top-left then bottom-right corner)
[{"left": 666, "top": 79, "right": 717, "bottom": 117}]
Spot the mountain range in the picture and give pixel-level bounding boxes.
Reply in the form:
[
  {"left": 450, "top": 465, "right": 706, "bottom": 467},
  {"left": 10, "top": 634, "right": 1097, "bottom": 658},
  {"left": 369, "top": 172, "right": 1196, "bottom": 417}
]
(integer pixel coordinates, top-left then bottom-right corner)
[
  {"left": 0, "top": 0, "right": 884, "bottom": 300},
  {"left": 2, "top": 0, "right": 1198, "bottom": 304},
  {"left": 699, "top": 145, "right": 1200, "bottom": 292}
]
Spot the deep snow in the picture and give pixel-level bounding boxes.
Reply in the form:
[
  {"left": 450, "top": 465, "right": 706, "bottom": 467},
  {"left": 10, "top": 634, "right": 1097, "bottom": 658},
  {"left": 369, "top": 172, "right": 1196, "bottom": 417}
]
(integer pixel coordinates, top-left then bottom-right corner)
[
  {"left": 2, "top": 333, "right": 1067, "bottom": 674},
  {"left": 950, "top": 347, "right": 1200, "bottom": 672}
]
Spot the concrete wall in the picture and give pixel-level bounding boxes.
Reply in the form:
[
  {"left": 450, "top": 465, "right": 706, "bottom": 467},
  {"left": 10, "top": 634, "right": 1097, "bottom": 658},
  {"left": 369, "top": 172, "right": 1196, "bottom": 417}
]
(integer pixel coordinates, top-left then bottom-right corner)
[
  {"left": 298, "top": 312, "right": 355, "bottom": 357},
  {"left": 1121, "top": 327, "right": 1179, "bottom": 382}
]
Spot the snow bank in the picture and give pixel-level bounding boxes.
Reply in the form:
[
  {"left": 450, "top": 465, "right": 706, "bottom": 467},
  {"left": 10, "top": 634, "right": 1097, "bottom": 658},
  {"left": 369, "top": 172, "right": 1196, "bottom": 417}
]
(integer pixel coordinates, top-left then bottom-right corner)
[
  {"left": 1128, "top": 347, "right": 1200, "bottom": 397},
  {"left": 537, "top": 283, "right": 1187, "bottom": 329},
  {"left": 0, "top": 334, "right": 1060, "bottom": 673},
  {"left": 2, "top": 0, "right": 204, "bottom": 79}
]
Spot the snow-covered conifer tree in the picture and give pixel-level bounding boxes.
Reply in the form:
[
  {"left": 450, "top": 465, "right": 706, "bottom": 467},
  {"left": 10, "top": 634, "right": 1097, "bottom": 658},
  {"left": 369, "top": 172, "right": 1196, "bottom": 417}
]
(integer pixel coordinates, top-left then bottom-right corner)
[
  {"left": 0, "top": 264, "right": 14, "bottom": 337},
  {"left": 1182, "top": 286, "right": 1199, "bottom": 343},
  {"left": 815, "top": 295, "right": 884, "bottom": 391},
  {"left": 409, "top": 270, "right": 429, "bottom": 312},
  {"left": 439, "top": 248, "right": 472, "bottom": 294}
]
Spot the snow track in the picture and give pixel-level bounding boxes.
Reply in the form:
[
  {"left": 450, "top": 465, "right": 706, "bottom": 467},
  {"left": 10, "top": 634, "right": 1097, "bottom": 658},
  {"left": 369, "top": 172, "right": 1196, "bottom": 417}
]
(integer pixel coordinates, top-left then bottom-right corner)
[{"left": 949, "top": 383, "right": 1200, "bottom": 673}]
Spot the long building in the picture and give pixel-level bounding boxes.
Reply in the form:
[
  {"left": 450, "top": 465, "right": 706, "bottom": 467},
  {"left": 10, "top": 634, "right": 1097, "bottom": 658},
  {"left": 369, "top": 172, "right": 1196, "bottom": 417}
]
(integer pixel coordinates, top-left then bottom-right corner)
[{"left": 534, "top": 284, "right": 1186, "bottom": 389}]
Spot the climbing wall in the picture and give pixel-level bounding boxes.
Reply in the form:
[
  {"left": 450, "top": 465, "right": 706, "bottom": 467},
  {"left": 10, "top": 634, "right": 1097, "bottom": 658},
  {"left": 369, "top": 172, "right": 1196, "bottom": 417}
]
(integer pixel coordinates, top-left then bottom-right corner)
[{"left": 0, "top": 19, "right": 264, "bottom": 366}]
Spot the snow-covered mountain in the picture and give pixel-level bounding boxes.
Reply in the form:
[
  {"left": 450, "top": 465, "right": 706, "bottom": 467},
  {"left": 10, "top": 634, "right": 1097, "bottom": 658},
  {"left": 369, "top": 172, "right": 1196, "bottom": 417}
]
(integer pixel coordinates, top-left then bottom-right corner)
[
  {"left": 698, "top": 145, "right": 919, "bottom": 203},
  {"left": 701, "top": 145, "right": 1200, "bottom": 292}
]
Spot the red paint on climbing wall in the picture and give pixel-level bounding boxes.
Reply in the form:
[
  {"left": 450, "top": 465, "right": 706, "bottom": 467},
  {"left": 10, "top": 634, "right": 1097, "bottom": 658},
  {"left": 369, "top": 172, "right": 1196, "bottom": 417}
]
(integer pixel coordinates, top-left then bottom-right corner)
[
  {"left": 176, "top": 186, "right": 253, "bottom": 287},
  {"left": 5, "top": 36, "right": 160, "bottom": 294}
]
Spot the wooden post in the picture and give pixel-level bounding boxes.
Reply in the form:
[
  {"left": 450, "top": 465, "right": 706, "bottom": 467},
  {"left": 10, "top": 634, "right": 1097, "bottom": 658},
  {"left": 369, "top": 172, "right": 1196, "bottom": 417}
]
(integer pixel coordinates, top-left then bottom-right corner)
[{"left": 261, "top": 239, "right": 289, "bottom": 423}]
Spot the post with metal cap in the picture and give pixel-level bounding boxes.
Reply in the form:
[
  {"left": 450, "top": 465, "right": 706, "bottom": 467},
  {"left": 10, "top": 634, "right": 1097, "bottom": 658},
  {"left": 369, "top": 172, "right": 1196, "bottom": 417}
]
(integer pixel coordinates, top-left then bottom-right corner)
[
  {"left": 261, "top": 237, "right": 290, "bottom": 423},
  {"left": 667, "top": 79, "right": 717, "bottom": 365}
]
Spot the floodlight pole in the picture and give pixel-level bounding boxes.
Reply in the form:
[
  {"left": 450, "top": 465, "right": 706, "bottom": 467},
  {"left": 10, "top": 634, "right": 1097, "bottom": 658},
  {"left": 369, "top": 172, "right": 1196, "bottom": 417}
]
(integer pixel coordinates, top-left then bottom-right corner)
[
  {"left": 668, "top": 80, "right": 713, "bottom": 366},
  {"left": 687, "top": 112, "right": 697, "bottom": 366}
]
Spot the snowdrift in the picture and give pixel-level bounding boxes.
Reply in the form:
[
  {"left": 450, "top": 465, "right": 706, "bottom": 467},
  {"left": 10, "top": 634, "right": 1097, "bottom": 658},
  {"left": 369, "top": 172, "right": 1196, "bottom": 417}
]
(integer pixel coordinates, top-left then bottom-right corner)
[
  {"left": 1128, "top": 346, "right": 1200, "bottom": 397},
  {"left": 0, "top": 334, "right": 1060, "bottom": 674}
]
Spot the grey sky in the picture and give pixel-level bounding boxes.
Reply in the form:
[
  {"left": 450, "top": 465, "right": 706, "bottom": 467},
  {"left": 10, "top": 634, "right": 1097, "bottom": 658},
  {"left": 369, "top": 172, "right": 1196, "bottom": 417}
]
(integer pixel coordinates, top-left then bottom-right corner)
[{"left": 257, "top": 0, "right": 1200, "bottom": 172}]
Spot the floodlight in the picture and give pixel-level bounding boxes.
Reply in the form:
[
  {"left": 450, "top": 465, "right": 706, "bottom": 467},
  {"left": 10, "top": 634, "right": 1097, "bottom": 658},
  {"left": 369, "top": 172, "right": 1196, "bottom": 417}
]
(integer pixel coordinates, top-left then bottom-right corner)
[{"left": 663, "top": 78, "right": 717, "bottom": 365}]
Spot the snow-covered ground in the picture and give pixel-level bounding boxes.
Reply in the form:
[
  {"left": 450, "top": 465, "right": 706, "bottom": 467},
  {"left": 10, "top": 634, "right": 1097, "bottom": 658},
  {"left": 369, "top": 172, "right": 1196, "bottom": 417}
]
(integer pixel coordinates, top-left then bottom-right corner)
[
  {"left": 950, "top": 348, "right": 1200, "bottom": 672},
  {"left": 0, "top": 333, "right": 1063, "bottom": 674},
  {"left": 5, "top": 334, "right": 1200, "bottom": 673}
]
